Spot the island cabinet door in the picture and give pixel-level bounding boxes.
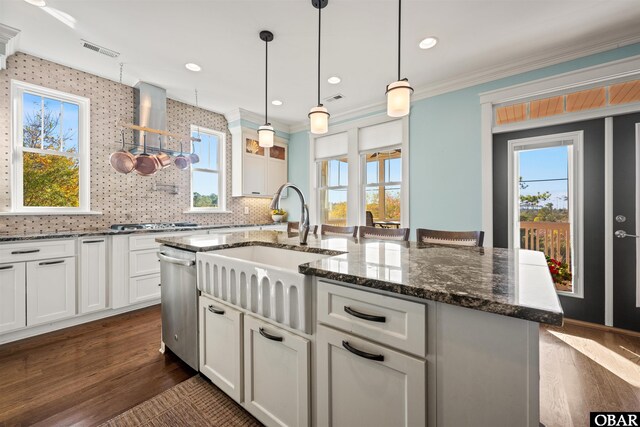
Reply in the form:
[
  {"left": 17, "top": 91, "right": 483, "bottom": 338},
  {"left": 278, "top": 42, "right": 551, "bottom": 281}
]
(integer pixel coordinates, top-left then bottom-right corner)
[
  {"left": 0, "top": 263, "right": 26, "bottom": 333},
  {"left": 316, "top": 325, "right": 426, "bottom": 427},
  {"left": 199, "top": 296, "right": 243, "bottom": 403},
  {"left": 243, "top": 315, "right": 310, "bottom": 427}
]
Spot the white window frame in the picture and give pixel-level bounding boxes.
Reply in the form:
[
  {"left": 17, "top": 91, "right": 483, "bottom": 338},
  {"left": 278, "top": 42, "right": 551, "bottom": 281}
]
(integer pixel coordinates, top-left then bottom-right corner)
[
  {"left": 360, "top": 145, "right": 403, "bottom": 223},
  {"left": 189, "top": 125, "right": 227, "bottom": 212},
  {"left": 308, "top": 114, "right": 410, "bottom": 228},
  {"left": 316, "top": 156, "right": 349, "bottom": 225},
  {"left": 507, "top": 131, "right": 584, "bottom": 298},
  {"left": 9, "top": 80, "right": 91, "bottom": 214}
]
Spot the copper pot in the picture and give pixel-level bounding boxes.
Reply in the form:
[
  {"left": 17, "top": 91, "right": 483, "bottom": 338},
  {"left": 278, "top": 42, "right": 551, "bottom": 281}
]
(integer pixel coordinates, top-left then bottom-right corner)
[
  {"left": 155, "top": 137, "right": 172, "bottom": 169},
  {"left": 109, "top": 131, "right": 136, "bottom": 174},
  {"left": 134, "top": 135, "right": 161, "bottom": 176}
]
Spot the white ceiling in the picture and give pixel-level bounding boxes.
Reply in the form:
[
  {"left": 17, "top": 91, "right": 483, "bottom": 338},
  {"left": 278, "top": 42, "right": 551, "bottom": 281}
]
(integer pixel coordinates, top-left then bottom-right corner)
[{"left": 1, "top": 0, "right": 640, "bottom": 127}]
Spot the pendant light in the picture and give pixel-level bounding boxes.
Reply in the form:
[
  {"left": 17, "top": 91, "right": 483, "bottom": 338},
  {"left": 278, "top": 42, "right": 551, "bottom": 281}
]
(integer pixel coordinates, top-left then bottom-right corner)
[
  {"left": 386, "top": 0, "right": 413, "bottom": 117},
  {"left": 308, "top": 0, "right": 330, "bottom": 135},
  {"left": 258, "top": 30, "right": 275, "bottom": 147}
]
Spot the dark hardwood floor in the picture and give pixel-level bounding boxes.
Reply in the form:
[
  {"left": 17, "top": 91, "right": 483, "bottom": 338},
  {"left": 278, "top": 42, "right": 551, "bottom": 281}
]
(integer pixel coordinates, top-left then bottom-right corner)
[
  {"left": 1, "top": 306, "right": 639, "bottom": 426},
  {"left": 0, "top": 305, "right": 195, "bottom": 427}
]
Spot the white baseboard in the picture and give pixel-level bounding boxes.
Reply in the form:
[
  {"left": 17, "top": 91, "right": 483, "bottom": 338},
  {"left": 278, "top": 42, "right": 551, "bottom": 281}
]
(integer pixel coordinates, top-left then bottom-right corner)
[{"left": 0, "top": 299, "right": 160, "bottom": 345}]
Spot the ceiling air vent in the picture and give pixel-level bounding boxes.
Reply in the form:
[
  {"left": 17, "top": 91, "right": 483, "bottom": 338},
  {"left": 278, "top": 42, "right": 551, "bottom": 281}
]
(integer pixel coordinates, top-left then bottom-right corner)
[
  {"left": 81, "top": 39, "right": 120, "bottom": 58},
  {"left": 323, "top": 93, "right": 344, "bottom": 103}
]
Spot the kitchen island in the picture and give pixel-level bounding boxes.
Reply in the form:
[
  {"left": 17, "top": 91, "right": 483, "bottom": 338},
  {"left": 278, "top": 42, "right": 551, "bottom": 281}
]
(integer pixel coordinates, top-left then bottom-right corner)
[{"left": 158, "top": 230, "right": 563, "bottom": 427}]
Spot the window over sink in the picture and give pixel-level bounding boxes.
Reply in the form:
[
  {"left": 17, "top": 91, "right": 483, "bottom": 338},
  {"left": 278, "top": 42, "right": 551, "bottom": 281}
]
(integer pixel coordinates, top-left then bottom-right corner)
[
  {"left": 190, "top": 125, "right": 226, "bottom": 212},
  {"left": 9, "top": 80, "right": 90, "bottom": 213}
]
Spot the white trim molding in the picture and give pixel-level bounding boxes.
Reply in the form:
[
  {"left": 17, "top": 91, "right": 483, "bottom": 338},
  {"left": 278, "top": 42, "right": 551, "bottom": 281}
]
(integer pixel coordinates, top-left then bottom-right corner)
[
  {"left": 224, "top": 107, "right": 292, "bottom": 135},
  {"left": 0, "top": 23, "right": 20, "bottom": 70}
]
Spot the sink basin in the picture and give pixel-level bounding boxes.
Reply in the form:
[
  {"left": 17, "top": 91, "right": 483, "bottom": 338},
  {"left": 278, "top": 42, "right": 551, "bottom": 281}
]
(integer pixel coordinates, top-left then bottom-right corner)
[
  {"left": 209, "top": 245, "right": 331, "bottom": 271},
  {"left": 196, "top": 245, "right": 332, "bottom": 333}
]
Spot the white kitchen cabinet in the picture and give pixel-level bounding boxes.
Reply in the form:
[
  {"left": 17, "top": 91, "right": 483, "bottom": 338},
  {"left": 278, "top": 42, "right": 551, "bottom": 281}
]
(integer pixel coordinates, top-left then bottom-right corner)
[
  {"left": 243, "top": 315, "right": 310, "bottom": 427},
  {"left": 316, "top": 324, "right": 426, "bottom": 427},
  {"left": 79, "top": 238, "right": 107, "bottom": 314},
  {"left": 199, "top": 296, "right": 243, "bottom": 402},
  {"left": 129, "top": 273, "right": 161, "bottom": 304},
  {"left": 0, "top": 263, "right": 26, "bottom": 333},
  {"left": 26, "top": 257, "right": 76, "bottom": 326},
  {"left": 230, "top": 127, "right": 288, "bottom": 197}
]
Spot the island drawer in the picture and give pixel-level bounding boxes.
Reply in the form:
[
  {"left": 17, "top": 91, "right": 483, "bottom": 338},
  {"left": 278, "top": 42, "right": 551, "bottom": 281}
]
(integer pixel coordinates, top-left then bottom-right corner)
[
  {"left": 0, "top": 239, "right": 75, "bottom": 264},
  {"left": 316, "top": 280, "right": 426, "bottom": 358}
]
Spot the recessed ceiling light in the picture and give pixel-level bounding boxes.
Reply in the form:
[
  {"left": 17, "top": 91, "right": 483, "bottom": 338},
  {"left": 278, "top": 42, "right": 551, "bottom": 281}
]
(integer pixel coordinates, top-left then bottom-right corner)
[
  {"left": 419, "top": 37, "right": 438, "bottom": 50},
  {"left": 185, "top": 63, "right": 201, "bottom": 72},
  {"left": 24, "top": 0, "right": 46, "bottom": 6},
  {"left": 328, "top": 76, "right": 341, "bottom": 84},
  {"left": 272, "top": 100, "right": 283, "bottom": 106}
]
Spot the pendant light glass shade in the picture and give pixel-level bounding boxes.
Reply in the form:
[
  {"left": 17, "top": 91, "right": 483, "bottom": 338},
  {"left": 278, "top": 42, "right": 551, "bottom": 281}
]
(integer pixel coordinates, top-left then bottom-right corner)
[
  {"left": 309, "top": 105, "right": 330, "bottom": 134},
  {"left": 258, "top": 124, "right": 275, "bottom": 147},
  {"left": 386, "top": 79, "right": 413, "bottom": 117}
]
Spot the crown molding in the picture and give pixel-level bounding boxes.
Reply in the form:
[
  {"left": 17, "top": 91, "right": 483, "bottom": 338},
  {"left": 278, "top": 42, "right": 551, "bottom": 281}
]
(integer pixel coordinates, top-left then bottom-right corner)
[
  {"left": 289, "top": 31, "right": 640, "bottom": 132},
  {"left": 224, "top": 107, "right": 292, "bottom": 134},
  {"left": 0, "top": 23, "right": 20, "bottom": 70}
]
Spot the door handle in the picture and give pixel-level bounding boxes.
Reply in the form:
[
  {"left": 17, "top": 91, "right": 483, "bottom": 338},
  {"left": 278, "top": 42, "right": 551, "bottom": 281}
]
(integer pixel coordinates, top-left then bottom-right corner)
[
  {"left": 158, "top": 252, "right": 195, "bottom": 266},
  {"left": 11, "top": 249, "right": 40, "bottom": 255},
  {"left": 259, "top": 327, "right": 283, "bottom": 342},
  {"left": 342, "top": 340, "right": 384, "bottom": 361},
  {"left": 615, "top": 230, "right": 640, "bottom": 239},
  {"left": 344, "top": 306, "right": 386, "bottom": 323},
  {"left": 39, "top": 260, "right": 64, "bottom": 266},
  {"left": 207, "top": 305, "right": 225, "bottom": 315}
]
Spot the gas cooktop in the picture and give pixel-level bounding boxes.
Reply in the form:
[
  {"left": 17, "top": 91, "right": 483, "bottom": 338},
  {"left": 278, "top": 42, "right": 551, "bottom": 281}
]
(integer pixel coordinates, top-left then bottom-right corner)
[{"left": 110, "top": 222, "right": 198, "bottom": 231}]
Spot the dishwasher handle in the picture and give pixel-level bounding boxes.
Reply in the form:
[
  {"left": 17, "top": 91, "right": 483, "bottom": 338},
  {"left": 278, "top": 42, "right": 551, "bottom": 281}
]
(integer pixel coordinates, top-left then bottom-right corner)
[{"left": 158, "top": 252, "right": 195, "bottom": 267}]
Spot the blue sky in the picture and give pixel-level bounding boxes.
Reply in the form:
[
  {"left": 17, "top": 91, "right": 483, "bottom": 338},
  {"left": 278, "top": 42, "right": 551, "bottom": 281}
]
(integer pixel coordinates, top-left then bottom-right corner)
[
  {"left": 518, "top": 146, "right": 569, "bottom": 209},
  {"left": 23, "top": 92, "right": 79, "bottom": 152}
]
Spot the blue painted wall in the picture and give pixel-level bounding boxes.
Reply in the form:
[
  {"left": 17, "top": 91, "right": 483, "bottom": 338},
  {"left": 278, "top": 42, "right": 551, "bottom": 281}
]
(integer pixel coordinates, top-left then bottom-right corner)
[
  {"left": 281, "top": 130, "right": 310, "bottom": 220},
  {"left": 286, "top": 43, "right": 640, "bottom": 227}
]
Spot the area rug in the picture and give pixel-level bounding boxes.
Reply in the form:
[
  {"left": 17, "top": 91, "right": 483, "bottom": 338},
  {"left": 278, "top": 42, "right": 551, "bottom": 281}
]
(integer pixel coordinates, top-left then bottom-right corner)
[{"left": 99, "top": 375, "right": 263, "bottom": 427}]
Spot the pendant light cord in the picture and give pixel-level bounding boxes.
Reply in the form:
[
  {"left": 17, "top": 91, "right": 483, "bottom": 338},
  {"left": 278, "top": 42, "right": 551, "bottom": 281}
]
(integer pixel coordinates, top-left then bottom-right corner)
[
  {"left": 397, "top": 0, "right": 401, "bottom": 81},
  {"left": 265, "top": 38, "right": 269, "bottom": 124},
  {"left": 317, "top": 1, "right": 322, "bottom": 106}
]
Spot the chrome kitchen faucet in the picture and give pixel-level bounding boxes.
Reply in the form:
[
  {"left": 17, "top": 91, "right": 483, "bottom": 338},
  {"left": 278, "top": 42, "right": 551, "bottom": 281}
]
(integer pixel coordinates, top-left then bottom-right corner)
[{"left": 270, "top": 183, "right": 310, "bottom": 245}]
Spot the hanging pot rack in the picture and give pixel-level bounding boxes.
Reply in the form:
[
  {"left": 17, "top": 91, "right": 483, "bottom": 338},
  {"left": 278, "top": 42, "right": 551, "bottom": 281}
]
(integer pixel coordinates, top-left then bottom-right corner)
[{"left": 115, "top": 121, "right": 201, "bottom": 158}]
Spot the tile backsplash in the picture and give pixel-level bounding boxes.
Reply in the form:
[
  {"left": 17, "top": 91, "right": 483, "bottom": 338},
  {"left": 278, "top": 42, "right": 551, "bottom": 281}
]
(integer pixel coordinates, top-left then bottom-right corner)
[{"left": 0, "top": 53, "right": 272, "bottom": 234}]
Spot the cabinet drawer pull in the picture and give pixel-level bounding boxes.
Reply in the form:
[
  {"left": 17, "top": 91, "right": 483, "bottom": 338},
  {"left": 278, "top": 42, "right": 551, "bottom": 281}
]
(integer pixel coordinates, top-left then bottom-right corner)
[
  {"left": 39, "top": 260, "right": 65, "bottom": 266},
  {"left": 344, "top": 306, "right": 386, "bottom": 323},
  {"left": 208, "top": 305, "right": 225, "bottom": 315},
  {"left": 251, "top": 191, "right": 260, "bottom": 194},
  {"left": 342, "top": 340, "right": 384, "bottom": 361},
  {"left": 0, "top": 265, "right": 13, "bottom": 271},
  {"left": 11, "top": 249, "right": 40, "bottom": 255},
  {"left": 259, "top": 327, "right": 283, "bottom": 342},
  {"left": 83, "top": 239, "right": 104, "bottom": 244}
]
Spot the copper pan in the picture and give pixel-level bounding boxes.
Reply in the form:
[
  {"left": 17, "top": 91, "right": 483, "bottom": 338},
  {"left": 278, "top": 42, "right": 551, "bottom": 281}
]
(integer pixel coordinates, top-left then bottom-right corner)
[
  {"left": 134, "top": 135, "right": 161, "bottom": 176},
  {"left": 110, "top": 131, "right": 136, "bottom": 174},
  {"left": 174, "top": 142, "right": 191, "bottom": 170},
  {"left": 156, "top": 137, "right": 172, "bottom": 169}
]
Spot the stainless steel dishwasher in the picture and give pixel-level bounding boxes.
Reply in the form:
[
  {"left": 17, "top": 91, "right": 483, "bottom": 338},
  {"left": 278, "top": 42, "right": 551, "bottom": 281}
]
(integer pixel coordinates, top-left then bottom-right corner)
[{"left": 158, "top": 245, "right": 198, "bottom": 370}]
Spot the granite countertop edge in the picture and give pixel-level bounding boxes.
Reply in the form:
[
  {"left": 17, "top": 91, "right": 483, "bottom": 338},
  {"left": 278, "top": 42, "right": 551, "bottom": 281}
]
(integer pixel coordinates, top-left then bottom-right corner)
[{"left": 0, "top": 223, "right": 280, "bottom": 243}]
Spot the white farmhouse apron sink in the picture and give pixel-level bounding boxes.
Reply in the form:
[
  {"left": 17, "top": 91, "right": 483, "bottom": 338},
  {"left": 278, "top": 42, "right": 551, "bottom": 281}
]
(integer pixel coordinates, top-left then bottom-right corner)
[{"left": 196, "top": 246, "right": 331, "bottom": 334}]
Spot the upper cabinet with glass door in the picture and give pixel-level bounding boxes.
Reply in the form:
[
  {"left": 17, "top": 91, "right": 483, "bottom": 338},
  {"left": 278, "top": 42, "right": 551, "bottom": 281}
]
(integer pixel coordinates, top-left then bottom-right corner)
[{"left": 230, "top": 128, "right": 288, "bottom": 197}]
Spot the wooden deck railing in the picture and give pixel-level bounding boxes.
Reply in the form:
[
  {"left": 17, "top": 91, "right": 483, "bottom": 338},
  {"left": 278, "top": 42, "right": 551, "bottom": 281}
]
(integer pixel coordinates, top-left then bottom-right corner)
[{"left": 520, "top": 221, "right": 571, "bottom": 266}]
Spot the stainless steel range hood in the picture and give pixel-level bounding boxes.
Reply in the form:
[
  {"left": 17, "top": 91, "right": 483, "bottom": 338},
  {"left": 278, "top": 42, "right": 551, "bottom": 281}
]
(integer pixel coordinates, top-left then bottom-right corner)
[{"left": 133, "top": 82, "right": 167, "bottom": 146}]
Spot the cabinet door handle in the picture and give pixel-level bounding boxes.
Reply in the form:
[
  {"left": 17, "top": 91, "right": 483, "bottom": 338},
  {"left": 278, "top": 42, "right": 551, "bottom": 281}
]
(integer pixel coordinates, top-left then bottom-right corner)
[
  {"left": 39, "top": 260, "right": 64, "bottom": 266},
  {"left": 208, "top": 305, "right": 225, "bottom": 315},
  {"left": 251, "top": 191, "right": 260, "bottom": 194},
  {"left": 0, "top": 265, "right": 13, "bottom": 271},
  {"left": 83, "top": 239, "right": 104, "bottom": 244},
  {"left": 342, "top": 340, "right": 384, "bottom": 361},
  {"left": 259, "top": 327, "right": 283, "bottom": 342},
  {"left": 344, "top": 306, "right": 386, "bottom": 323},
  {"left": 11, "top": 249, "right": 40, "bottom": 255}
]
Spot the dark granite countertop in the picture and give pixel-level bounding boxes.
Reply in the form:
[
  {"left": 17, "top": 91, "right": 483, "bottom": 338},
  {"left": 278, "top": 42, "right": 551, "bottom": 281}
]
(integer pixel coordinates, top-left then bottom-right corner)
[
  {"left": 157, "top": 230, "right": 564, "bottom": 326},
  {"left": 0, "top": 223, "right": 282, "bottom": 243}
]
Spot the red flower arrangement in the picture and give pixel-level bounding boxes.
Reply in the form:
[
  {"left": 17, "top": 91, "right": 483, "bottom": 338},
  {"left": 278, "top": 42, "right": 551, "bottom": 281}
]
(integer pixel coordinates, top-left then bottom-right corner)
[{"left": 545, "top": 256, "right": 572, "bottom": 284}]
